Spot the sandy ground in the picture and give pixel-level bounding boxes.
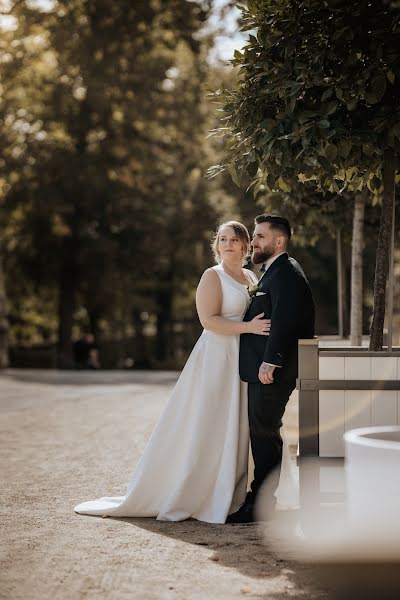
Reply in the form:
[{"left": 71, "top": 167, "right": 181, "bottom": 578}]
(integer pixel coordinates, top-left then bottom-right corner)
[{"left": 0, "top": 369, "right": 329, "bottom": 600}]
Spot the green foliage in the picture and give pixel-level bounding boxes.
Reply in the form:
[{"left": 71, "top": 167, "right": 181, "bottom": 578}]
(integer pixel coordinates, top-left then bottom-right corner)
[
  {"left": 213, "top": 0, "right": 400, "bottom": 194},
  {"left": 211, "top": 0, "right": 400, "bottom": 350},
  {"left": 0, "top": 0, "right": 223, "bottom": 364}
]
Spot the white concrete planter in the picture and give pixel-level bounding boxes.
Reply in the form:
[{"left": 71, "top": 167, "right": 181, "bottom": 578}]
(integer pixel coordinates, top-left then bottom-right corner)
[
  {"left": 319, "top": 354, "right": 400, "bottom": 457},
  {"left": 344, "top": 426, "right": 400, "bottom": 551},
  {"left": 297, "top": 341, "right": 400, "bottom": 503},
  {"left": 279, "top": 426, "right": 400, "bottom": 565}
]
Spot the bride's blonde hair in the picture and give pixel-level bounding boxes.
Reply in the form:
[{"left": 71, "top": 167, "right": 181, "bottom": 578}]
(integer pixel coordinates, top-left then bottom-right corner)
[{"left": 211, "top": 220, "right": 250, "bottom": 264}]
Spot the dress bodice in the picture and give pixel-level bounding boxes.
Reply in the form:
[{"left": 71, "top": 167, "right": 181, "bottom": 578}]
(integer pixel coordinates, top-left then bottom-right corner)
[{"left": 212, "top": 264, "right": 257, "bottom": 322}]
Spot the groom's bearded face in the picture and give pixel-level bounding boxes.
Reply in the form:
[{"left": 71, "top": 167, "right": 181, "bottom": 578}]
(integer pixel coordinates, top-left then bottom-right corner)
[{"left": 251, "top": 223, "right": 281, "bottom": 264}]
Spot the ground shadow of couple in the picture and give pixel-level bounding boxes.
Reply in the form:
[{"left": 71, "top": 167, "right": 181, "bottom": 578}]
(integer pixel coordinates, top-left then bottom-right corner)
[{"left": 112, "top": 508, "right": 328, "bottom": 599}]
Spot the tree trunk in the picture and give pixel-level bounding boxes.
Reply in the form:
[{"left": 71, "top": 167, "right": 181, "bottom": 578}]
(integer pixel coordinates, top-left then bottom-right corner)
[
  {"left": 88, "top": 308, "right": 101, "bottom": 343},
  {"left": 0, "top": 256, "right": 9, "bottom": 368},
  {"left": 132, "top": 309, "right": 150, "bottom": 368},
  {"left": 57, "top": 263, "right": 77, "bottom": 368},
  {"left": 369, "top": 148, "right": 396, "bottom": 351},
  {"left": 155, "top": 273, "right": 174, "bottom": 364},
  {"left": 336, "top": 228, "right": 345, "bottom": 337},
  {"left": 343, "top": 260, "right": 350, "bottom": 336},
  {"left": 156, "top": 292, "right": 173, "bottom": 363},
  {"left": 350, "top": 190, "right": 366, "bottom": 345}
]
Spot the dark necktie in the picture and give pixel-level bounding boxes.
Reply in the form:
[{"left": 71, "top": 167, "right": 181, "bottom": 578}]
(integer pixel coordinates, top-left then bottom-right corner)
[{"left": 259, "top": 263, "right": 266, "bottom": 274}]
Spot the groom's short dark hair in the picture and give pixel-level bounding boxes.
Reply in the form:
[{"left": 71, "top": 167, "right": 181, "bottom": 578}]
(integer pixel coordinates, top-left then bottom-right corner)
[{"left": 255, "top": 214, "right": 292, "bottom": 240}]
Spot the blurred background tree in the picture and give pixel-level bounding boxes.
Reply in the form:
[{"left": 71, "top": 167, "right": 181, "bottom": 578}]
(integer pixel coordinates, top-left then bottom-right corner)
[
  {"left": 1, "top": 0, "right": 221, "bottom": 367},
  {"left": 1, "top": 0, "right": 394, "bottom": 370}
]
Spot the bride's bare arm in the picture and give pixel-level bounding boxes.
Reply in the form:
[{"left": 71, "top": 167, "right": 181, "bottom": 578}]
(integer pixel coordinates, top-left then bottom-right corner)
[{"left": 195, "top": 269, "right": 270, "bottom": 336}]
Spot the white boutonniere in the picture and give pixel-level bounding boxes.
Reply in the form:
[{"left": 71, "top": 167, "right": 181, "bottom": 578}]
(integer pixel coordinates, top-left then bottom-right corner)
[{"left": 247, "top": 283, "right": 261, "bottom": 298}]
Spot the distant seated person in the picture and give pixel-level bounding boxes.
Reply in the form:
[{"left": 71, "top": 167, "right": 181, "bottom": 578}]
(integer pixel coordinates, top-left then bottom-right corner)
[{"left": 74, "top": 333, "right": 100, "bottom": 370}]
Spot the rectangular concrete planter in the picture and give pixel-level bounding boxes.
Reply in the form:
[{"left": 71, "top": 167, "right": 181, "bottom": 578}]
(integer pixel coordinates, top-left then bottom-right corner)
[{"left": 297, "top": 340, "right": 400, "bottom": 459}]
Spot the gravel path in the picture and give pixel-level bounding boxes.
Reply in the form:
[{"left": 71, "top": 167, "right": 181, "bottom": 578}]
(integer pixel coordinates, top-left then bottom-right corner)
[{"left": 0, "top": 370, "right": 329, "bottom": 600}]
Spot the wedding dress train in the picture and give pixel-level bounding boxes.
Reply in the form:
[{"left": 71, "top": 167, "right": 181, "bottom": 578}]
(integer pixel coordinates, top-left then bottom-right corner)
[{"left": 74, "top": 265, "right": 297, "bottom": 523}]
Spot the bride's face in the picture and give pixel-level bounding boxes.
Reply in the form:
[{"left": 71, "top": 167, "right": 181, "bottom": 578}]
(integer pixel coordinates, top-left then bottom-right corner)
[{"left": 218, "top": 226, "right": 245, "bottom": 262}]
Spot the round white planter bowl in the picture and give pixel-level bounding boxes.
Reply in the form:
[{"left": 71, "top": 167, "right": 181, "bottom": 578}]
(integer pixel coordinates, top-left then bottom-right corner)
[
  {"left": 261, "top": 426, "right": 400, "bottom": 568},
  {"left": 344, "top": 425, "right": 400, "bottom": 559}
]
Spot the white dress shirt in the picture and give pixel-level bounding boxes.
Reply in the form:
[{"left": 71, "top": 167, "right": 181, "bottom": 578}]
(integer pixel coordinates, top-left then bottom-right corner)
[{"left": 260, "top": 251, "right": 286, "bottom": 276}]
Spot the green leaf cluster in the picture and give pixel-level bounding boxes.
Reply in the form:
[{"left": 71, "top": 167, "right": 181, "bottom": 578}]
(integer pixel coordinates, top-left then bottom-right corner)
[{"left": 213, "top": 0, "right": 400, "bottom": 194}]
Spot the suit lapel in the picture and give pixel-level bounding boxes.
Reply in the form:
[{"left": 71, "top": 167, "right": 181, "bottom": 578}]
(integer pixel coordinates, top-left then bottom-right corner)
[{"left": 258, "top": 252, "right": 289, "bottom": 285}]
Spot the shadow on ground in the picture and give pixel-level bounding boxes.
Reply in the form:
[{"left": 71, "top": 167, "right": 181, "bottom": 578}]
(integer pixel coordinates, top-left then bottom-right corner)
[{"left": 113, "top": 511, "right": 329, "bottom": 599}]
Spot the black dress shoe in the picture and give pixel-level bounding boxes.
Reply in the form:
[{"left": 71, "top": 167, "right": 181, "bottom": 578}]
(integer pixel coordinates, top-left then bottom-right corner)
[{"left": 226, "top": 503, "right": 255, "bottom": 524}]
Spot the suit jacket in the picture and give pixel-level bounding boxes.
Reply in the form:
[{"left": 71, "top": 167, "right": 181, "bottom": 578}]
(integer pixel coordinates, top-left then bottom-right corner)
[{"left": 239, "top": 252, "right": 315, "bottom": 383}]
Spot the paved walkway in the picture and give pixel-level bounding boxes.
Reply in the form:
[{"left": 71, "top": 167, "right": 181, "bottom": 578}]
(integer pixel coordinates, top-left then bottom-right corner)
[{"left": 0, "top": 370, "right": 328, "bottom": 600}]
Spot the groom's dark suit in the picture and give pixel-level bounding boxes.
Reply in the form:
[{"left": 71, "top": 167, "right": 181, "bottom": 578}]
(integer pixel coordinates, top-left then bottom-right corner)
[{"left": 239, "top": 252, "right": 315, "bottom": 508}]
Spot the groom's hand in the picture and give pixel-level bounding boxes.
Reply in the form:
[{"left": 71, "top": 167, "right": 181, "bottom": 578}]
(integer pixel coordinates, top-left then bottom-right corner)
[{"left": 258, "top": 362, "right": 276, "bottom": 384}]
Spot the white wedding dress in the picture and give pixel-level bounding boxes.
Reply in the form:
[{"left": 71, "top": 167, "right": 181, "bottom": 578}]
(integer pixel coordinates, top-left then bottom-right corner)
[{"left": 74, "top": 265, "right": 298, "bottom": 523}]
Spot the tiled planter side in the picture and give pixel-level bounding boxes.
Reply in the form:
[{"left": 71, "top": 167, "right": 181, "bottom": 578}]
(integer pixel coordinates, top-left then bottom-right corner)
[{"left": 318, "top": 351, "right": 400, "bottom": 458}]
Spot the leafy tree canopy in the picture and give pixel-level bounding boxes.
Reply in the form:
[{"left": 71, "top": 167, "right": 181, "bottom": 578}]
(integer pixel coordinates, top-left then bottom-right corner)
[{"left": 211, "top": 0, "right": 400, "bottom": 195}]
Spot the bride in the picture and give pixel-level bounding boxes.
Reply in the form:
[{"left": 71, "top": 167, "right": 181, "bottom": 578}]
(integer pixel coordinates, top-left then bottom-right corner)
[{"left": 74, "top": 221, "right": 293, "bottom": 524}]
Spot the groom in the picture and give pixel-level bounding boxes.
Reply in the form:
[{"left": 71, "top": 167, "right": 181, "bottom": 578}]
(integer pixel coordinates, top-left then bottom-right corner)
[{"left": 227, "top": 214, "right": 315, "bottom": 524}]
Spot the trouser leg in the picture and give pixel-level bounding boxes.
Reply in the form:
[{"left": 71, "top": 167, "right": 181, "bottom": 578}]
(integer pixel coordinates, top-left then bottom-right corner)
[{"left": 247, "top": 379, "right": 295, "bottom": 506}]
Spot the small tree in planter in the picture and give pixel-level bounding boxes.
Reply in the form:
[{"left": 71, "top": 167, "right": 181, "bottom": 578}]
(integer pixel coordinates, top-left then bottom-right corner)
[{"left": 211, "top": 0, "right": 400, "bottom": 350}]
